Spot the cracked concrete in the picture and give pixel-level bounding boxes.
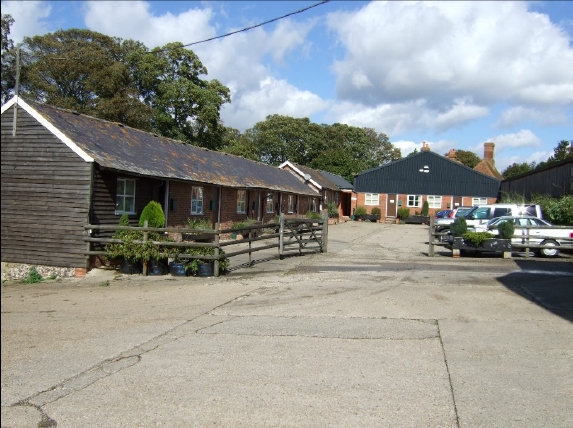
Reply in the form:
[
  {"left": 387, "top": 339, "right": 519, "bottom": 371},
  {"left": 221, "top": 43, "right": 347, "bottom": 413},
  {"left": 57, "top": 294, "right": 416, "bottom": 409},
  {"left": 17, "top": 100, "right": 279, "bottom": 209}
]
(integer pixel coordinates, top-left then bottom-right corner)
[{"left": 2, "top": 222, "right": 572, "bottom": 427}]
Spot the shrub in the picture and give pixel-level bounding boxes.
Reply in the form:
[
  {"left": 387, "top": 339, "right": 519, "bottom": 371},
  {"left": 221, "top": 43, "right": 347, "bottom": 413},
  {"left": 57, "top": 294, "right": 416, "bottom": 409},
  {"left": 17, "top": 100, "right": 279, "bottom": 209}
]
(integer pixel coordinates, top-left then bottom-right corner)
[
  {"left": 232, "top": 217, "right": 257, "bottom": 230},
  {"left": 181, "top": 247, "right": 230, "bottom": 275},
  {"left": 118, "top": 213, "right": 130, "bottom": 226},
  {"left": 327, "top": 202, "right": 339, "bottom": 217},
  {"left": 397, "top": 207, "right": 410, "bottom": 219},
  {"left": 139, "top": 201, "right": 165, "bottom": 228},
  {"left": 421, "top": 200, "right": 429, "bottom": 216},
  {"left": 463, "top": 231, "right": 494, "bottom": 247},
  {"left": 371, "top": 207, "right": 381, "bottom": 216},
  {"left": 354, "top": 206, "right": 367, "bottom": 216},
  {"left": 306, "top": 211, "right": 323, "bottom": 220},
  {"left": 450, "top": 217, "right": 467, "bottom": 236},
  {"left": 497, "top": 220, "right": 515, "bottom": 239},
  {"left": 188, "top": 217, "right": 212, "bottom": 229},
  {"left": 531, "top": 194, "right": 573, "bottom": 225}
]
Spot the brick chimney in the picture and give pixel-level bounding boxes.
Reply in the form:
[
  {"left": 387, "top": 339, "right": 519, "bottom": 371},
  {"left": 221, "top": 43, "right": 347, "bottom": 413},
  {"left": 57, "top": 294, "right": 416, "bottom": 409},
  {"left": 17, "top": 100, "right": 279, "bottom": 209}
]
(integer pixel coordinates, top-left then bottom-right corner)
[
  {"left": 446, "top": 149, "right": 458, "bottom": 161},
  {"left": 484, "top": 142, "right": 495, "bottom": 163},
  {"left": 421, "top": 141, "right": 430, "bottom": 151}
]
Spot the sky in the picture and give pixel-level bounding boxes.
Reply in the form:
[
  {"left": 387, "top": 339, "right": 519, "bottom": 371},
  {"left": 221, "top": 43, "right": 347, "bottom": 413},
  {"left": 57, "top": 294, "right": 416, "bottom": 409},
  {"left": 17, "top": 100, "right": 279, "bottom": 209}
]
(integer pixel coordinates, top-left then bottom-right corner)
[{"left": 2, "top": 0, "right": 572, "bottom": 172}]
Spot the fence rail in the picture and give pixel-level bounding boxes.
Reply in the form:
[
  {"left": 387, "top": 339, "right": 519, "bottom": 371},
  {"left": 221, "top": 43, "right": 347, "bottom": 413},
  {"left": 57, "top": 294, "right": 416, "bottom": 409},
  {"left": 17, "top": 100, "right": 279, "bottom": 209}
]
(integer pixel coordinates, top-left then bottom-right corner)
[
  {"left": 427, "top": 217, "right": 573, "bottom": 257},
  {"left": 84, "top": 213, "right": 328, "bottom": 276}
]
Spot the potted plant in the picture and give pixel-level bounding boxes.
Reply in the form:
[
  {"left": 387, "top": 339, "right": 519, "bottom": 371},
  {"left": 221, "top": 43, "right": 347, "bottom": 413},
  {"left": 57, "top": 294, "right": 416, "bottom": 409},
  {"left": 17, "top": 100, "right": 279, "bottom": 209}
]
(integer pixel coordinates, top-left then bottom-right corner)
[
  {"left": 180, "top": 246, "right": 230, "bottom": 277},
  {"left": 397, "top": 207, "right": 410, "bottom": 224},
  {"left": 366, "top": 207, "right": 381, "bottom": 222},
  {"left": 139, "top": 201, "right": 169, "bottom": 275},
  {"left": 327, "top": 202, "right": 339, "bottom": 224},
  {"left": 354, "top": 205, "right": 367, "bottom": 221},
  {"left": 105, "top": 214, "right": 141, "bottom": 274},
  {"left": 232, "top": 217, "right": 258, "bottom": 239}
]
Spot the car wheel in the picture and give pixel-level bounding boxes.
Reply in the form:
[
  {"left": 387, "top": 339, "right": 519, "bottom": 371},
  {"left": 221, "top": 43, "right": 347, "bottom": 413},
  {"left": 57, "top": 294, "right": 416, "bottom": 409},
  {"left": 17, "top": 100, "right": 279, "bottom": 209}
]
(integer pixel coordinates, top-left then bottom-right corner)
[
  {"left": 539, "top": 239, "right": 559, "bottom": 257},
  {"left": 436, "top": 228, "right": 448, "bottom": 242}
]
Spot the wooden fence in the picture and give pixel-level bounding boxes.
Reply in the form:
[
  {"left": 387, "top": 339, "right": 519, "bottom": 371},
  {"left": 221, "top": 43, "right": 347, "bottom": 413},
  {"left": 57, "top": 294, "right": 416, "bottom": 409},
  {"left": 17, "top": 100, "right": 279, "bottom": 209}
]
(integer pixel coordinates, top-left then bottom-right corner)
[
  {"left": 427, "top": 217, "right": 573, "bottom": 257},
  {"left": 84, "top": 213, "right": 328, "bottom": 277}
]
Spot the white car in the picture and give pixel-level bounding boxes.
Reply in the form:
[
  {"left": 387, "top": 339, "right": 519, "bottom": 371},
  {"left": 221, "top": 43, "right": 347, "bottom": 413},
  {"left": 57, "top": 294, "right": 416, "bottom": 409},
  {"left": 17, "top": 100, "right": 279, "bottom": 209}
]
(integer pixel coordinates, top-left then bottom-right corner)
[{"left": 477, "top": 216, "right": 573, "bottom": 257}]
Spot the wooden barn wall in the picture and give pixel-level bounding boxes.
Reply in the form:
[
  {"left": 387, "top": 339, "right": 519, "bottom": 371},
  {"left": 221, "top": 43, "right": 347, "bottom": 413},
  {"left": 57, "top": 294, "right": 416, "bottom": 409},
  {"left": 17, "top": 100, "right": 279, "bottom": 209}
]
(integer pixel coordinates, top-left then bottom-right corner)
[
  {"left": 500, "top": 161, "right": 572, "bottom": 199},
  {"left": 1, "top": 106, "right": 92, "bottom": 268}
]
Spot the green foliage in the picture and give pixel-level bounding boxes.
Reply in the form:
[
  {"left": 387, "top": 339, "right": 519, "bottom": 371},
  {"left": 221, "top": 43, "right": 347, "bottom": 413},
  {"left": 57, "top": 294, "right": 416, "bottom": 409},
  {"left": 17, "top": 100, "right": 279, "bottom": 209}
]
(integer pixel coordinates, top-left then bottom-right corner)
[
  {"left": 371, "top": 207, "right": 381, "bottom": 216},
  {"left": 462, "top": 231, "right": 494, "bottom": 247},
  {"left": 454, "top": 150, "right": 481, "bottom": 168},
  {"left": 306, "top": 211, "right": 323, "bottom": 220},
  {"left": 180, "top": 247, "right": 229, "bottom": 275},
  {"left": 22, "top": 266, "right": 43, "bottom": 284},
  {"left": 1, "top": 14, "right": 15, "bottom": 104},
  {"left": 502, "top": 162, "right": 536, "bottom": 179},
  {"left": 499, "top": 191, "right": 527, "bottom": 204},
  {"left": 497, "top": 220, "right": 515, "bottom": 239},
  {"left": 421, "top": 200, "right": 429, "bottom": 216},
  {"left": 354, "top": 206, "right": 367, "bottom": 216},
  {"left": 139, "top": 201, "right": 165, "bottom": 228},
  {"left": 327, "top": 202, "right": 339, "bottom": 217},
  {"left": 105, "top": 230, "right": 173, "bottom": 262},
  {"left": 531, "top": 194, "right": 573, "bottom": 225},
  {"left": 397, "top": 207, "right": 410, "bottom": 220},
  {"left": 450, "top": 217, "right": 468, "bottom": 236},
  {"left": 188, "top": 217, "right": 213, "bottom": 229},
  {"left": 118, "top": 213, "right": 130, "bottom": 226}
]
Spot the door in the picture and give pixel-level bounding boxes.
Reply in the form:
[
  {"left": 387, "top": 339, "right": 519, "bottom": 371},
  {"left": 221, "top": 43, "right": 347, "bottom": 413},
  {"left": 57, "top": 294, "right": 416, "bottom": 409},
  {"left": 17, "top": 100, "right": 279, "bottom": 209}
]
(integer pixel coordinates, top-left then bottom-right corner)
[
  {"left": 387, "top": 194, "right": 397, "bottom": 217},
  {"left": 453, "top": 197, "right": 463, "bottom": 208}
]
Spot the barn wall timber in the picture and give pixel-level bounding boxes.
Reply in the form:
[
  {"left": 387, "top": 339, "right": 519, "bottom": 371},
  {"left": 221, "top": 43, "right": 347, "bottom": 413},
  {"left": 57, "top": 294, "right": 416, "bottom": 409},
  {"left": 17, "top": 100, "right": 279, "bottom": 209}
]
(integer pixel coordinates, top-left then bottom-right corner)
[{"left": 1, "top": 105, "right": 92, "bottom": 268}]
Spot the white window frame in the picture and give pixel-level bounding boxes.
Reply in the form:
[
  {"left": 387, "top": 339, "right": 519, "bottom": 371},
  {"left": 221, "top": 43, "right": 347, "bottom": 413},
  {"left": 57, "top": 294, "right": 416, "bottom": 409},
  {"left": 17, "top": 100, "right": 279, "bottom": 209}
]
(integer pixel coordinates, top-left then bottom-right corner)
[
  {"left": 472, "top": 197, "right": 488, "bottom": 205},
  {"left": 115, "top": 178, "right": 136, "bottom": 214},
  {"left": 287, "top": 195, "right": 294, "bottom": 213},
  {"left": 266, "top": 193, "right": 274, "bottom": 213},
  {"left": 407, "top": 195, "right": 422, "bottom": 207},
  {"left": 191, "top": 186, "right": 203, "bottom": 215},
  {"left": 237, "top": 190, "right": 246, "bottom": 214},
  {"left": 365, "top": 193, "right": 379, "bottom": 206},
  {"left": 427, "top": 195, "right": 442, "bottom": 209}
]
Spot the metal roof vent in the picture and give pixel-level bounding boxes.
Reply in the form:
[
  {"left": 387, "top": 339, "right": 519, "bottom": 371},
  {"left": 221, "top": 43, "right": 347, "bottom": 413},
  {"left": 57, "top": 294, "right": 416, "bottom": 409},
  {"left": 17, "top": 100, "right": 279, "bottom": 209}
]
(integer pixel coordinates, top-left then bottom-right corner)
[{"left": 419, "top": 165, "right": 430, "bottom": 173}]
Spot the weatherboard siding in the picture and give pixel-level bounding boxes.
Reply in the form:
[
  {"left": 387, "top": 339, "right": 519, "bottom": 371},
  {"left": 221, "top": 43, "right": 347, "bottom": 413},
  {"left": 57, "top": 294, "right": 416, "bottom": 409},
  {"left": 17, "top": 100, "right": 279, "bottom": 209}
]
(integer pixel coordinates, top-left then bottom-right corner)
[{"left": 1, "top": 106, "right": 92, "bottom": 268}]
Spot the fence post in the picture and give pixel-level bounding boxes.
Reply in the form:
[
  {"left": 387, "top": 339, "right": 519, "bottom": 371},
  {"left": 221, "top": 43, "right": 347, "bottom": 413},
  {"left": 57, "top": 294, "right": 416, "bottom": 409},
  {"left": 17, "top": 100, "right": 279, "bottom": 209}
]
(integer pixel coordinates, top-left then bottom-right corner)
[
  {"left": 322, "top": 212, "right": 328, "bottom": 253},
  {"left": 85, "top": 227, "right": 92, "bottom": 271},
  {"left": 279, "top": 213, "right": 284, "bottom": 259},
  {"left": 214, "top": 222, "right": 220, "bottom": 277},
  {"left": 428, "top": 217, "right": 435, "bottom": 257},
  {"left": 142, "top": 220, "right": 148, "bottom": 276}
]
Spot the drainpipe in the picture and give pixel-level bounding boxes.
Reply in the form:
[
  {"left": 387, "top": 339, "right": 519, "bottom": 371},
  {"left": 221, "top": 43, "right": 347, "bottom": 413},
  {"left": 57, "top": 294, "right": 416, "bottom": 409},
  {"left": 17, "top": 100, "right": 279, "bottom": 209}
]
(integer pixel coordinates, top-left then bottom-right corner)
[
  {"left": 217, "top": 186, "right": 222, "bottom": 225},
  {"left": 164, "top": 180, "right": 169, "bottom": 226}
]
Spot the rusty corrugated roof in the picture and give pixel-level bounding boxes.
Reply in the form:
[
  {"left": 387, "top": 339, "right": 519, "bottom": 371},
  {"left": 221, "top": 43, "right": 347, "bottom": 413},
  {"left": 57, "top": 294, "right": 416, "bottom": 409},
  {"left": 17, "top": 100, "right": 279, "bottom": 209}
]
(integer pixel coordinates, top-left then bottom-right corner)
[{"left": 27, "top": 100, "right": 319, "bottom": 196}]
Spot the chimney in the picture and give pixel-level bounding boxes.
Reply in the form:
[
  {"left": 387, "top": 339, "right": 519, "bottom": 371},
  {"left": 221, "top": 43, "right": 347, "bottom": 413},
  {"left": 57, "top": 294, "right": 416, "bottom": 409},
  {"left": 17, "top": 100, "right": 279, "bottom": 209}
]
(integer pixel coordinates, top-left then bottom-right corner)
[
  {"left": 484, "top": 142, "right": 495, "bottom": 163},
  {"left": 446, "top": 149, "right": 458, "bottom": 160},
  {"left": 421, "top": 141, "right": 430, "bottom": 151}
]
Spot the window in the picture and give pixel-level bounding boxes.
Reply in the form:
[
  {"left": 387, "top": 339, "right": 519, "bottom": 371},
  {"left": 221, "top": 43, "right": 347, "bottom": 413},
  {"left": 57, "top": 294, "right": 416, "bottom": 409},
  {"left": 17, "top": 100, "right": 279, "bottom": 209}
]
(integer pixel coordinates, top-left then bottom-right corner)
[
  {"left": 191, "top": 186, "right": 203, "bottom": 214},
  {"left": 115, "top": 178, "right": 136, "bottom": 214},
  {"left": 407, "top": 195, "right": 422, "bottom": 207},
  {"left": 472, "top": 197, "right": 488, "bottom": 205},
  {"left": 310, "top": 197, "right": 318, "bottom": 212},
  {"left": 237, "top": 190, "right": 246, "bottom": 213},
  {"left": 427, "top": 195, "right": 442, "bottom": 209},
  {"left": 266, "top": 193, "right": 274, "bottom": 213},
  {"left": 365, "top": 193, "right": 379, "bottom": 206},
  {"left": 287, "top": 195, "right": 294, "bottom": 213}
]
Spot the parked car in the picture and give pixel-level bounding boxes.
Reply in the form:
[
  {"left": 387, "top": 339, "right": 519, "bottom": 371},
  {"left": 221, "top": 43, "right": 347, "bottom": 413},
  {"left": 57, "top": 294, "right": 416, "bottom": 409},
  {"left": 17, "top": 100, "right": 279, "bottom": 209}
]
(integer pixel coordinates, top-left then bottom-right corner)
[
  {"left": 462, "top": 204, "right": 543, "bottom": 229},
  {"left": 435, "top": 209, "right": 453, "bottom": 219},
  {"left": 434, "top": 206, "right": 474, "bottom": 240},
  {"left": 477, "top": 216, "right": 573, "bottom": 257}
]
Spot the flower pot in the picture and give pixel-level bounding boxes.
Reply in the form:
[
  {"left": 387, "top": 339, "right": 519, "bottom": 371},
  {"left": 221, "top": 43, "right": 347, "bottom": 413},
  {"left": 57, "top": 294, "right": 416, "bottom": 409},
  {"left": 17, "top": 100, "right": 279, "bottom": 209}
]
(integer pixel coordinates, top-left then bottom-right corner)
[
  {"left": 197, "top": 261, "right": 214, "bottom": 277},
  {"left": 148, "top": 258, "right": 168, "bottom": 276},
  {"left": 169, "top": 261, "right": 188, "bottom": 276},
  {"left": 120, "top": 259, "right": 141, "bottom": 275}
]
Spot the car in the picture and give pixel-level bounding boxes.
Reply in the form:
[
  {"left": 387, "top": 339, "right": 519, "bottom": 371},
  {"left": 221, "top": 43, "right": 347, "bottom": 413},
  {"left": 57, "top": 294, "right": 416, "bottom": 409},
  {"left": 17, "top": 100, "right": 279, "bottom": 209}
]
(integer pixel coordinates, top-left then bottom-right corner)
[
  {"left": 434, "top": 209, "right": 453, "bottom": 219},
  {"left": 477, "top": 216, "right": 573, "bottom": 257},
  {"left": 462, "top": 204, "right": 543, "bottom": 229},
  {"left": 434, "top": 206, "right": 474, "bottom": 241}
]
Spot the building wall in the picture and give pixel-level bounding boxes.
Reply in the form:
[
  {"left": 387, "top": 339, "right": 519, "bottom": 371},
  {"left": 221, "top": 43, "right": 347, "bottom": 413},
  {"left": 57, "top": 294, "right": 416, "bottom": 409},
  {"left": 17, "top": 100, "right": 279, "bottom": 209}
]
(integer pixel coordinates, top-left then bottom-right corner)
[{"left": 1, "top": 106, "right": 92, "bottom": 268}]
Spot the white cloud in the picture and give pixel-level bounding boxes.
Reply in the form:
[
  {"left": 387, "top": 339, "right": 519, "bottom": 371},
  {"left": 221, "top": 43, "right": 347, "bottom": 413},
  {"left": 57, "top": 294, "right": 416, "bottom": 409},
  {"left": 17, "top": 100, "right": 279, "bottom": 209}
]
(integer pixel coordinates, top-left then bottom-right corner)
[
  {"left": 496, "top": 106, "right": 569, "bottom": 127},
  {"left": 1, "top": 1, "right": 52, "bottom": 43},
  {"left": 327, "top": 1, "right": 573, "bottom": 109},
  {"left": 433, "top": 98, "right": 489, "bottom": 132},
  {"left": 486, "top": 129, "right": 543, "bottom": 153},
  {"left": 221, "top": 77, "right": 330, "bottom": 130}
]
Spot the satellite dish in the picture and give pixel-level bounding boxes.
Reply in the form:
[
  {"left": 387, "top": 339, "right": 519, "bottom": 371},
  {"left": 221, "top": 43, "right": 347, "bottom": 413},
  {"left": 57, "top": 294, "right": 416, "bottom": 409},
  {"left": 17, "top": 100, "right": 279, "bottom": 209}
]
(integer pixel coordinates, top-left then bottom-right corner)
[{"left": 304, "top": 173, "right": 311, "bottom": 181}]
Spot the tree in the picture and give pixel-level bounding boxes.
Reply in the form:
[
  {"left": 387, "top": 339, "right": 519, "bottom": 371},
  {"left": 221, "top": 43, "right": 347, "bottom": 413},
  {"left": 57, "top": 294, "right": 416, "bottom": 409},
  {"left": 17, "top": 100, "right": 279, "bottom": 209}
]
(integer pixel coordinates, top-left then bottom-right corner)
[
  {"left": 220, "top": 126, "right": 261, "bottom": 161},
  {"left": 129, "top": 42, "right": 231, "bottom": 149},
  {"left": 502, "top": 162, "right": 536, "bottom": 179},
  {"left": 18, "top": 29, "right": 153, "bottom": 130},
  {"left": 1, "top": 14, "right": 15, "bottom": 104},
  {"left": 450, "top": 149, "right": 481, "bottom": 168},
  {"left": 536, "top": 140, "right": 572, "bottom": 170}
]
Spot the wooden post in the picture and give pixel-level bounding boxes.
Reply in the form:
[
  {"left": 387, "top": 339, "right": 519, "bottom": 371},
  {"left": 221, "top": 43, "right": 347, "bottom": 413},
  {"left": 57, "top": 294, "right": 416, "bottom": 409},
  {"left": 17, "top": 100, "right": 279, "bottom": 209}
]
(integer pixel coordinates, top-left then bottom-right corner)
[
  {"left": 428, "top": 217, "right": 435, "bottom": 257},
  {"left": 279, "top": 213, "right": 284, "bottom": 259},
  {"left": 142, "top": 220, "right": 148, "bottom": 276},
  {"left": 85, "top": 227, "right": 92, "bottom": 271},
  {"left": 322, "top": 212, "right": 328, "bottom": 253},
  {"left": 525, "top": 226, "right": 530, "bottom": 256},
  {"left": 214, "top": 222, "right": 220, "bottom": 277}
]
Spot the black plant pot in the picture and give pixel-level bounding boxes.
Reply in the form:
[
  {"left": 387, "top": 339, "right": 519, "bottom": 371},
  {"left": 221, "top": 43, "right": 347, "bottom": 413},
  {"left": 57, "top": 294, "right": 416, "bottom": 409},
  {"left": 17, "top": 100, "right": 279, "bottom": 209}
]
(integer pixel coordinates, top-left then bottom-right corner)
[
  {"left": 197, "top": 262, "right": 214, "bottom": 277},
  {"left": 120, "top": 259, "right": 141, "bottom": 275},
  {"left": 148, "top": 258, "right": 168, "bottom": 276},
  {"left": 169, "top": 261, "right": 189, "bottom": 277}
]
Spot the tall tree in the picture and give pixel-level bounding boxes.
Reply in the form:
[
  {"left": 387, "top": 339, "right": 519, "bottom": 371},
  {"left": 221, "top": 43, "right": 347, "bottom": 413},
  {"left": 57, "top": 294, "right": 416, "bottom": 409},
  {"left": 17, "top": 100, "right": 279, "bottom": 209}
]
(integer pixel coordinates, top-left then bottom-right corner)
[
  {"left": 128, "top": 42, "right": 231, "bottom": 149},
  {"left": 502, "top": 162, "right": 536, "bottom": 179},
  {"left": 1, "top": 14, "right": 15, "bottom": 104},
  {"left": 220, "top": 126, "right": 261, "bottom": 161},
  {"left": 18, "top": 29, "right": 153, "bottom": 130},
  {"left": 446, "top": 149, "right": 481, "bottom": 168}
]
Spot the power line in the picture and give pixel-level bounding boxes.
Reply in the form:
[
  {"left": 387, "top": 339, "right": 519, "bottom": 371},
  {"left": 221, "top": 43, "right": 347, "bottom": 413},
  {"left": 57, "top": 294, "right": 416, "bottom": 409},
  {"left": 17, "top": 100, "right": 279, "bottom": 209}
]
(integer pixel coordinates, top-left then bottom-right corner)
[{"left": 182, "top": 1, "right": 329, "bottom": 47}]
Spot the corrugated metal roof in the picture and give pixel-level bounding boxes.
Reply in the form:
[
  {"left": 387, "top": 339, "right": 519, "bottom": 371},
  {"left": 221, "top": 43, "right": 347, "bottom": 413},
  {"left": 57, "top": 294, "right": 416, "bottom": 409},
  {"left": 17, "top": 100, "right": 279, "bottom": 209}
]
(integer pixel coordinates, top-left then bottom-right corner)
[
  {"left": 24, "top": 100, "right": 319, "bottom": 196},
  {"left": 354, "top": 151, "right": 500, "bottom": 197},
  {"left": 318, "top": 170, "right": 353, "bottom": 191}
]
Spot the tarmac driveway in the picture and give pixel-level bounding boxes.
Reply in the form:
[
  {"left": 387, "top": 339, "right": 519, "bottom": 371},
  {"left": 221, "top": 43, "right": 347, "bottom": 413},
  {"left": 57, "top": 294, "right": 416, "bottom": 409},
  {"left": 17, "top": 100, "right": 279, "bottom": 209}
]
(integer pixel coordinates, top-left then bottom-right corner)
[{"left": 1, "top": 222, "right": 572, "bottom": 428}]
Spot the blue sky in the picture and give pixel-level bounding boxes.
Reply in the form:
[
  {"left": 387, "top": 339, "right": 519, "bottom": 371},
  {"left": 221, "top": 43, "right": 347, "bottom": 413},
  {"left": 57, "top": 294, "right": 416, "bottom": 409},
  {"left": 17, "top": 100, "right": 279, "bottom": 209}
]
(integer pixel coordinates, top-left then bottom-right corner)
[{"left": 2, "top": 1, "right": 572, "bottom": 172}]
